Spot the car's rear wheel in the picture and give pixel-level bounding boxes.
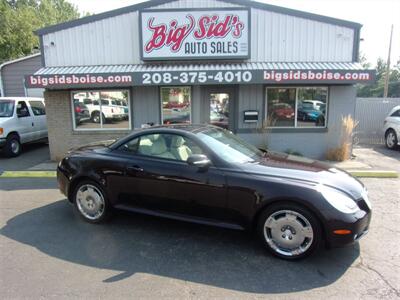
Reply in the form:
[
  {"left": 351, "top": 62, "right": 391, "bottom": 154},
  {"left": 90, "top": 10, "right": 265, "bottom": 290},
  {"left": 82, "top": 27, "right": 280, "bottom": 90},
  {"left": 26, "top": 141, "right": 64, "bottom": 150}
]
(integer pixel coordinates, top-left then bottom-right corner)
[
  {"left": 385, "top": 129, "right": 398, "bottom": 150},
  {"left": 4, "top": 134, "right": 22, "bottom": 157},
  {"left": 73, "top": 180, "right": 111, "bottom": 223},
  {"left": 257, "top": 203, "right": 321, "bottom": 260}
]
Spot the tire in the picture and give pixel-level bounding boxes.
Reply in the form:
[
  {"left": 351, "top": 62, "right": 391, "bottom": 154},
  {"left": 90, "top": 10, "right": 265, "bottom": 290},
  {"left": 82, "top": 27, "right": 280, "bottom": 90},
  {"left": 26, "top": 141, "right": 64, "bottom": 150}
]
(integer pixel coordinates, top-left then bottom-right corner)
[
  {"left": 72, "top": 180, "right": 111, "bottom": 223},
  {"left": 91, "top": 111, "right": 101, "bottom": 123},
  {"left": 385, "top": 129, "right": 398, "bottom": 150},
  {"left": 4, "top": 134, "right": 22, "bottom": 157},
  {"left": 256, "top": 202, "right": 322, "bottom": 260}
]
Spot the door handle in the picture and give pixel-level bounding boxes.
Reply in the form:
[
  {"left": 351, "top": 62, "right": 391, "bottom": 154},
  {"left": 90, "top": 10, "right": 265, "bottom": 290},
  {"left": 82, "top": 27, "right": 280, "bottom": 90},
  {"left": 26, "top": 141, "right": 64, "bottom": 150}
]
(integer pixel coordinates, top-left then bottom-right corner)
[
  {"left": 32, "top": 122, "right": 34, "bottom": 127},
  {"left": 127, "top": 165, "right": 144, "bottom": 172}
]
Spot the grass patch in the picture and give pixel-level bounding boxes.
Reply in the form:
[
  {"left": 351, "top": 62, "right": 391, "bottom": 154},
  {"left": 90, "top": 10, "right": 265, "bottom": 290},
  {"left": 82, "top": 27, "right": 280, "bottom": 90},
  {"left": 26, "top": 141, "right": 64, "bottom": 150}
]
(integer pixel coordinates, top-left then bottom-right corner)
[
  {"left": 0, "top": 171, "right": 56, "bottom": 178},
  {"left": 349, "top": 171, "right": 398, "bottom": 178}
]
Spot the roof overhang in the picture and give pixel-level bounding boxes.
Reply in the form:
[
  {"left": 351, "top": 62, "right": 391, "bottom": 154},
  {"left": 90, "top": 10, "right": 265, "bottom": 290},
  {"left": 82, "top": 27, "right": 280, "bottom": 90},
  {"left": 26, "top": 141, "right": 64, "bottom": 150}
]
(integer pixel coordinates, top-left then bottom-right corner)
[{"left": 25, "top": 62, "right": 375, "bottom": 89}]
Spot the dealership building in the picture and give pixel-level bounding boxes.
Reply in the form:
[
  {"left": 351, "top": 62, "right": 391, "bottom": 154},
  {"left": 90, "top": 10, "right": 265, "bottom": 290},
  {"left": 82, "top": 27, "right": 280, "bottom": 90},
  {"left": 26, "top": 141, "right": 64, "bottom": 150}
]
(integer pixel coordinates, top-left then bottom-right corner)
[{"left": 26, "top": 0, "right": 374, "bottom": 160}]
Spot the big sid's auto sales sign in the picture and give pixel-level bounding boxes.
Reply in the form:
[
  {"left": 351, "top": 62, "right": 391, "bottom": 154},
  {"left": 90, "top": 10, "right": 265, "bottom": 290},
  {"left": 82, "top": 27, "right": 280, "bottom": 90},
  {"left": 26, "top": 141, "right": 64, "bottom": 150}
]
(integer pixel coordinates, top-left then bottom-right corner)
[{"left": 139, "top": 8, "right": 250, "bottom": 60}]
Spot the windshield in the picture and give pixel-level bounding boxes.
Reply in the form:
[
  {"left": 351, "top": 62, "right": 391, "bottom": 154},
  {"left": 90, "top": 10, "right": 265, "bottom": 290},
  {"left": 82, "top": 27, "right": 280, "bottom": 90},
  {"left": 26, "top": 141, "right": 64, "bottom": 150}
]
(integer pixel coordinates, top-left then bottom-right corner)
[
  {"left": 196, "top": 128, "right": 263, "bottom": 163},
  {"left": 0, "top": 100, "right": 15, "bottom": 117}
]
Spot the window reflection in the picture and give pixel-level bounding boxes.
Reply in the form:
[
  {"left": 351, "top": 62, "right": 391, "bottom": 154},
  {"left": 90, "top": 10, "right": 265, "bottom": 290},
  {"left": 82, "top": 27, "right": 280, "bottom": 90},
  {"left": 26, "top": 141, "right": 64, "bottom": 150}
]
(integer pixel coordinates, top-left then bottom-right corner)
[
  {"left": 297, "top": 87, "right": 328, "bottom": 127},
  {"left": 267, "top": 88, "right": 296, "bottom": 127},
  {"left": 210, "top": 93, "right": 229, "bottom": 129},
  {"left": 72, "top": 90, "right": 130, "bottom": 130},
  {"left": 161, "top": 87, "right": 191, "bottom": 124},
  {"left": 266, "top": 87, "right": 328, "bottom": 128}
]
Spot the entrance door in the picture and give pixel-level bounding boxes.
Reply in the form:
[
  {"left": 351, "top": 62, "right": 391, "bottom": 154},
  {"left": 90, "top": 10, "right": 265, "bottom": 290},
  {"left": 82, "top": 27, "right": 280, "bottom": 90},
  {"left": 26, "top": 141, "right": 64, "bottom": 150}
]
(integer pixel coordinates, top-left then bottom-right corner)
[{"left": 203, "top": 87, "right": 236, "bottom": 131}]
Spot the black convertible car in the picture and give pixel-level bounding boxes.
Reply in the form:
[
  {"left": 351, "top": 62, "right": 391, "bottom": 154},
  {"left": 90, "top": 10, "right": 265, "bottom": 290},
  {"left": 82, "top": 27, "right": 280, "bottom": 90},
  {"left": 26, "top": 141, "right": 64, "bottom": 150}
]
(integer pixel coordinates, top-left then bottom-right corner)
[{"left": 57, "top": 125, "right": 371, "bottom": 260}]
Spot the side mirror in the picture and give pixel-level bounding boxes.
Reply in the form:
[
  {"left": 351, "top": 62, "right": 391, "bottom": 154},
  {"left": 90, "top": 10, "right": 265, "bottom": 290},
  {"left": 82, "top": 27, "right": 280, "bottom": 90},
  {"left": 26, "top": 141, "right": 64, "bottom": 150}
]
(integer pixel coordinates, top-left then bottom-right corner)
[{"left": 187, "top": 154, "right": 211, "bottom": 169}]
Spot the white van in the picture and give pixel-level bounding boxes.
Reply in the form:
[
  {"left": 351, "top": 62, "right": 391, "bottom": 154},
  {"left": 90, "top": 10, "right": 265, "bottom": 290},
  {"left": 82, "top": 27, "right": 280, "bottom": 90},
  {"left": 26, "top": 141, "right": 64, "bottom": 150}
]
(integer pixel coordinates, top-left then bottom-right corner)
[{"left": 0, "top": 97, "right": 47, "bottom": 157}]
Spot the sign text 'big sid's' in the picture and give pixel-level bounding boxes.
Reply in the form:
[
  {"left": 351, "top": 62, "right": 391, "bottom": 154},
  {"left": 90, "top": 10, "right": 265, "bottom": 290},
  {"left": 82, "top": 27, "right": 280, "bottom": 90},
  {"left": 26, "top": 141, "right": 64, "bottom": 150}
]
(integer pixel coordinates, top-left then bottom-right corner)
[{"left": 140, "top": 8, "right": 250, "bottom": 60}]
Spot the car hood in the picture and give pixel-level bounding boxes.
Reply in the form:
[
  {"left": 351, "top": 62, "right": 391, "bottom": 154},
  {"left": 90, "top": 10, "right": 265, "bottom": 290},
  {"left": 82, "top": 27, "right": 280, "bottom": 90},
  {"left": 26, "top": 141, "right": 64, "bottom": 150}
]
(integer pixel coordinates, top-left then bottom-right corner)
[
  {"left": 69, "top": 140, "right": 116, "bottom": 153},
  {"left": 238, "top": 151, "right": 365, "bottom": 199},
  {"left": 0, "top": 117, "right": 12, "bottom": 126}
]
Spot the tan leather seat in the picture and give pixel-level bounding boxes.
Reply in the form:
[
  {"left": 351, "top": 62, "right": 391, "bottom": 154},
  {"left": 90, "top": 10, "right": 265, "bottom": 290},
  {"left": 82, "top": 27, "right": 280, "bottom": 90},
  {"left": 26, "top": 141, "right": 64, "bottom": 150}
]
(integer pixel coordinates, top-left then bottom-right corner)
[
  {"left": 170, "top": 136, "right": 192, "bottom": 161},
  {"left": 149, "top": 135, "right": 175, "bottom": 159}
]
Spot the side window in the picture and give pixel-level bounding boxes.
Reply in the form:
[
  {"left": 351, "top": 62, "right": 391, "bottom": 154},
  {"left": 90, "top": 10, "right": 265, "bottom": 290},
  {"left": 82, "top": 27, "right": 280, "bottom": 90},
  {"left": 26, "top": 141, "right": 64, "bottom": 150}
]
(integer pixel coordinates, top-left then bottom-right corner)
[
  {"left": 118, "top": 138, "right": 139, "bottom": 153},
  {"left": 391, "top": 110, "right": 400, "bottom": 117},
  {"left": 29, "top": 101, "right": 46, "bottom": 116},
  {"left": 16, "top": 101, "right": 30, "bottom": 117}
]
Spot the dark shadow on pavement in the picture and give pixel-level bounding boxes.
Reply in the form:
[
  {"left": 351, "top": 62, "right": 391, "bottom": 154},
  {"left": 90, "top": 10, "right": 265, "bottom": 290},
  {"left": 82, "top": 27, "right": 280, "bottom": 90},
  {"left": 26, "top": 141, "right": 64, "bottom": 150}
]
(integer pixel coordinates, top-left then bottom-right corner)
[
  {"left": 367, "top": 145, "right": 400, "bottom": 161},
  {"left": 0, "top": 178, "right": 57, "bottom": 191},
  {"left": 0, "top": 200, "right": 360, "bottom": 294},
  {"left": 0, "top": 143, "right": 50, "bottom": 171}
]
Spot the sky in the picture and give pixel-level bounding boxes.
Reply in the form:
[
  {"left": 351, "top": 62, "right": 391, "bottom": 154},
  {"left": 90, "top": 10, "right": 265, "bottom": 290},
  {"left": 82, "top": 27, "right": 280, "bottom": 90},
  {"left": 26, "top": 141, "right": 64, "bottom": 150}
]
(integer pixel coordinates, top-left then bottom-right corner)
[{"left": 67, "top": 0, "right": 400, "bottom": 67}]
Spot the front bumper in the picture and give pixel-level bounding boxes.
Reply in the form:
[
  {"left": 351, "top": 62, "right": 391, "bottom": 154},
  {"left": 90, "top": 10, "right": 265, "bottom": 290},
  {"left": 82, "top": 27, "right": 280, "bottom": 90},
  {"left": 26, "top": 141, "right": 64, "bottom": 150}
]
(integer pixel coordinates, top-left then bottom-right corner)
[
  {"left": 57, "top": 166, "right": 70, "bottom": 199},
  {"left": 325, "top": 200, "right": 372, "bottom": 248}
]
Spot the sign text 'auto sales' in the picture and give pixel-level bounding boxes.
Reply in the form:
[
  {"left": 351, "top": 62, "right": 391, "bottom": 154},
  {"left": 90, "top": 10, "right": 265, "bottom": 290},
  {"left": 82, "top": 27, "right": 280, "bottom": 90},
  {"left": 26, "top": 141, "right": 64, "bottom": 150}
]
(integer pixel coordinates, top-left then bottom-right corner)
[{"left": 140, "top": 8, "right": 250, "bottom": 60}]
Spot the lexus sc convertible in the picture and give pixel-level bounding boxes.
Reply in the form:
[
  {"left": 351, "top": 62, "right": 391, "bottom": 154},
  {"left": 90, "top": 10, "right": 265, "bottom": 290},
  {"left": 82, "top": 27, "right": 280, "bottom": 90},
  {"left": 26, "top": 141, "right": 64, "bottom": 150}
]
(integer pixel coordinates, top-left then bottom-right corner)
[{"left": 57, "top": 125, "right": 371, "bottom": 260}]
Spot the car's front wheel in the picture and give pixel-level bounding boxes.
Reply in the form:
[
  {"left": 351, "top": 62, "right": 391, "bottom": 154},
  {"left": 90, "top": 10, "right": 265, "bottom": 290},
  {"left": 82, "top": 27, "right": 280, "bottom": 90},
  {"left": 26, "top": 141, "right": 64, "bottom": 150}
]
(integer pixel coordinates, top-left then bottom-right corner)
[
  {"left": 4, "top": 134, "right": 22, "bottom": 157},
  {"left": 257, "top": 203, "right": 321, "bottom": 260},
  {"left": 73, "top": 180, "right": 111, "bottom": 223},
  {"left": 385, "top": 129, "right": 398, "bottom": 150}
]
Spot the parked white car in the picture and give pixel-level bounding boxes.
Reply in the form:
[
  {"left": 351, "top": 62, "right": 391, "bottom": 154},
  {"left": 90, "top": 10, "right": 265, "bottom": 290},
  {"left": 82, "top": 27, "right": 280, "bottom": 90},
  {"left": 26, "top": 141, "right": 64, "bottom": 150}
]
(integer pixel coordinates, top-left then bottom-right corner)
[
  {"left": 0, "top": 97, "right": 47, "bottom": 157},
  {"left": 383, "top": 105, "right": 400, "bottom": 150}
]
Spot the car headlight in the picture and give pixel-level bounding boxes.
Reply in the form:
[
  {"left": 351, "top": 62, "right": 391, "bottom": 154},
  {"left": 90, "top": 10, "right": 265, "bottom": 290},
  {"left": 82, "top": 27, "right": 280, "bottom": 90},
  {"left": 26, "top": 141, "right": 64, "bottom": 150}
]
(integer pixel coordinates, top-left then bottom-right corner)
[
  {"left": 318, "top": 185, "right": 360, "bottom": 214},
  {"left": 361, "top": 188, "right": 372, "bottom": 209}
]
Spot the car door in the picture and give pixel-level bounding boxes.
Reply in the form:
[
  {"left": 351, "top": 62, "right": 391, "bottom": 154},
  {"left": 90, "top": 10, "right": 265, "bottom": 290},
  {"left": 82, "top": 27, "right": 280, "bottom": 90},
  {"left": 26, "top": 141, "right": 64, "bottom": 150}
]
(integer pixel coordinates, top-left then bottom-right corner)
[
  {"left": 15, "top": 100, "right": 36, "bottom": 143},
  {"left": 109, "top": 132, "right": 229, "bottom": 222},
  {"left": 27, "top": 100, "right": 47, "bottom": 140}
]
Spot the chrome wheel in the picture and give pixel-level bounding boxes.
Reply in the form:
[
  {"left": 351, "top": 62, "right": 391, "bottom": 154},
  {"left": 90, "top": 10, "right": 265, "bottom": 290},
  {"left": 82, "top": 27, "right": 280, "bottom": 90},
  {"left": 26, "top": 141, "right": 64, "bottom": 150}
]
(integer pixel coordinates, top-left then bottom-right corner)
[
  {"left": 76, "top": 184, "right": 105, "bottom": 220},
  {"left": 264, "top": 210, "right": 314, "bottom": 257},
  {"left": 386, "top": 132, "right": 396, "bottom": 148},
  {"left": 10, "top": 139, "right": 20, "bottom": 154}
]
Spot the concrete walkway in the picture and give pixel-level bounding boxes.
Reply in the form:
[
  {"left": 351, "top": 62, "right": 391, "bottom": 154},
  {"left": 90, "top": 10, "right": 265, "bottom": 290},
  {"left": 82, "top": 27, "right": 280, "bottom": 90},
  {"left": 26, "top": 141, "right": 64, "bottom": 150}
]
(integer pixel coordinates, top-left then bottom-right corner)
[{"left": 332, "top": 145, "right": 400, "bottom": 173}]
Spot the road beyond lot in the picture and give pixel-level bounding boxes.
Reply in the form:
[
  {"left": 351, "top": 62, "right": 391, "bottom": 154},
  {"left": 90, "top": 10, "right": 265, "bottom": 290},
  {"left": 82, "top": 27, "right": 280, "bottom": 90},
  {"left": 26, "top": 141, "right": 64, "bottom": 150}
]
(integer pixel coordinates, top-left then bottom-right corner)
[{"left": 0, "top": 177, "right": 399, "bottom": 299}]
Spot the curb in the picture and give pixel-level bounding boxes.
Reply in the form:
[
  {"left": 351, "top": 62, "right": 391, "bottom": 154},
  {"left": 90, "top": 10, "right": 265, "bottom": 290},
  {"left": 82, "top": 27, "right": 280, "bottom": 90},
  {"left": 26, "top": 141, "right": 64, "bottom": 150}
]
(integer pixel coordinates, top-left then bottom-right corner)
[
  {"left": 0, "top": 171, "right": 57, "bottom": 178},
  {"left": 347, "top": 170, "right": 399, "bottom": 178}
]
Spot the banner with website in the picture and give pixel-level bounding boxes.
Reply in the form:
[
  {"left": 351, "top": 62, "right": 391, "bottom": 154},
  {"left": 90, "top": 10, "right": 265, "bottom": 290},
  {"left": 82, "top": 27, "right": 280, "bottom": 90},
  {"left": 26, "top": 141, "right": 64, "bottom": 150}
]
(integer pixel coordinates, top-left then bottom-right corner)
[
  {"left": 139, "top": 8, "right": 250, "bottom": 60},
  {"left": 25, "top": 68, "right": 375, "bottom": 89}
]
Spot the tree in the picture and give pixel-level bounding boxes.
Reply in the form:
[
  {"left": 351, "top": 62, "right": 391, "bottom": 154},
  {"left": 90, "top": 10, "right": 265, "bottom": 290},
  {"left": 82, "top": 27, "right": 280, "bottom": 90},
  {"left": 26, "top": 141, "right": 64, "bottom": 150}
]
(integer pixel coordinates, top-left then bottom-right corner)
[
  {"left": 357, "top": 56, "right": 400, "bottom": 98},
  {"left": 0, "top": 0, "right": 80, "bottom": 63}
]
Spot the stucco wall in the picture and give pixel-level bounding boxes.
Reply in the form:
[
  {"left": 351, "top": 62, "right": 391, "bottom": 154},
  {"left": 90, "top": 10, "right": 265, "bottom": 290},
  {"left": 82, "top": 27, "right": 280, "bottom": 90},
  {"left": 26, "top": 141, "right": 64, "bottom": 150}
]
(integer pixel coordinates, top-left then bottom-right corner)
[{"left": 45, "top": 85, "right": 356, "bottom": 160}]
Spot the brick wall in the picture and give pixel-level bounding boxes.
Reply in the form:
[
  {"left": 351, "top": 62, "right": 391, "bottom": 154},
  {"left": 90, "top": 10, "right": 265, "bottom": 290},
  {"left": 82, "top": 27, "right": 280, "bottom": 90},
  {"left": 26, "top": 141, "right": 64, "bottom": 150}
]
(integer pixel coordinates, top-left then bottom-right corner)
[{"left": 44, "top": 90, "right": 129, "bottom": 161}]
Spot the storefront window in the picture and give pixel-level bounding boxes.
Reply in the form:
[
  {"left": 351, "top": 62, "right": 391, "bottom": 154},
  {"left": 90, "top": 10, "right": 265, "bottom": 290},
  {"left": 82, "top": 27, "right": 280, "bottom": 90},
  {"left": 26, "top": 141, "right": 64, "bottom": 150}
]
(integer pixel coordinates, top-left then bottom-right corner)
[
  {"left": 71, "top": 90, "right": 130, "bottom": 130},
  {"left": 267, "top": 88, "right": 296, "bottom": 127},
  {"left": 161, "top": 87, "right": 191, "bottom": 124},
  {"left": 266, "top": 87, "right": 328, "bottom": 128},
  {"left": 297, "top": 87, "right": 328, "bottom": 127}
]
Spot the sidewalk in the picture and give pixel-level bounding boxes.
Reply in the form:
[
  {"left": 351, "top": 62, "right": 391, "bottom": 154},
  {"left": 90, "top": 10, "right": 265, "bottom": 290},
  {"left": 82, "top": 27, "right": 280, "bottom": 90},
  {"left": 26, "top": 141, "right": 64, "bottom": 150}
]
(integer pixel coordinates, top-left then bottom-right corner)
[{"left": 329, "top": 145, "right": 399, "bottom": 178}]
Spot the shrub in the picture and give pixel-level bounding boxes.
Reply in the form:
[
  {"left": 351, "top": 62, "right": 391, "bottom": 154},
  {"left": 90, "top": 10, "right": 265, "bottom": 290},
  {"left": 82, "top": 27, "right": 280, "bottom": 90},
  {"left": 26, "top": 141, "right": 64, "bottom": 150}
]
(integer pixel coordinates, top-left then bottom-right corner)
[{"left": 326, "top": 115, "right": 358, "bottom": 161}]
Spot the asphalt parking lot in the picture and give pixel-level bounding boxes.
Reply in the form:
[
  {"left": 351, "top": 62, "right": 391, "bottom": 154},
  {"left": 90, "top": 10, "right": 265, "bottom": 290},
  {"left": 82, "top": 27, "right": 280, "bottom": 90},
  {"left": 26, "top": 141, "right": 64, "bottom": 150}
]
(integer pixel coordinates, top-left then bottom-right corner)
[
  {"left": 0, "top": 142, "right": 50, "bottom": 171},
  {"left": 0, "top": 177, "right": 399, "bottom": 299}
]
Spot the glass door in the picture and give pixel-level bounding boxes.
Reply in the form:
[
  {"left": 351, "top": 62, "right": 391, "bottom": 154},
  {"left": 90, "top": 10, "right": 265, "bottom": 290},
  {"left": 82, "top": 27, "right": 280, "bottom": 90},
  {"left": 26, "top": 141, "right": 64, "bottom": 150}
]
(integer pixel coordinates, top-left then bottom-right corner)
[{"left": 209, "top": 93, "right": 230, "bottom": 129}]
